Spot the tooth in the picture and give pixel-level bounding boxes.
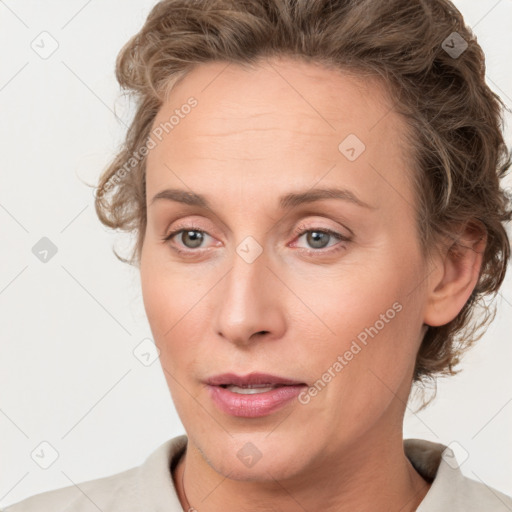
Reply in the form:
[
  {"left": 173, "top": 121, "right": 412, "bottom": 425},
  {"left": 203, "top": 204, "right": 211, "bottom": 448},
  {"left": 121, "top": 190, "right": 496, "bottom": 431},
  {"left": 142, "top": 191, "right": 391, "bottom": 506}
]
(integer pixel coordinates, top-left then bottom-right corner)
[{"left": 226, "top": 385, "right": 277, "bottom": 394}]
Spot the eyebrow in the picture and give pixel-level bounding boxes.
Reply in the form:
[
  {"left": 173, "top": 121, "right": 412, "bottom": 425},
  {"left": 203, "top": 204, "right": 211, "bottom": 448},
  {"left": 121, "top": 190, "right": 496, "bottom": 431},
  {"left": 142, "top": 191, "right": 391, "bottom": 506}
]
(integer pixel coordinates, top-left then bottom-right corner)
[{"left": 150, "top": 187, "right": 375, "bottom": 210}]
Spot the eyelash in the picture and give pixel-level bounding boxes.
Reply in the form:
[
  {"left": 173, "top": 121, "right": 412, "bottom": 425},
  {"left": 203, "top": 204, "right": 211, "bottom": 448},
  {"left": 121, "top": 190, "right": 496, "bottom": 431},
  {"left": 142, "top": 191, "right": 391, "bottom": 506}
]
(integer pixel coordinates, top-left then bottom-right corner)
[{"left": 161, "top": 222, "right": 350, "bottom": 256}]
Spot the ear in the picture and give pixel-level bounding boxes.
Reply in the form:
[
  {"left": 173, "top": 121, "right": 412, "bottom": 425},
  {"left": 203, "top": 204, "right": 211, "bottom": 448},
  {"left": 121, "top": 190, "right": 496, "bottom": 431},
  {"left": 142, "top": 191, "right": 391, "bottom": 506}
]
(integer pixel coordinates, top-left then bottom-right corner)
[{"left": 423, "top": 221, "right": 487, "bottom": 327}]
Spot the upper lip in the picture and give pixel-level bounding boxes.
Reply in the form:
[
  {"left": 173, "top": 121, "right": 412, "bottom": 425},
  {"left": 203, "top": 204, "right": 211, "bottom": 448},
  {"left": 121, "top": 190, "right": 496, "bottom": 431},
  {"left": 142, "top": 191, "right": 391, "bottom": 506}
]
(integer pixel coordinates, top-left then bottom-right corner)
[{"left": 206, "top": 372, "right": 306, "bottom": 387}]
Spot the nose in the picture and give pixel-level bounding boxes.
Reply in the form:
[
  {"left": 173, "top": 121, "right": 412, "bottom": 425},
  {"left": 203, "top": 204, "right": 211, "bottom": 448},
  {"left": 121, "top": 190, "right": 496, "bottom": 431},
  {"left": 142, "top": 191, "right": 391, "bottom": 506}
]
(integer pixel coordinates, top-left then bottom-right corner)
[{"left": 213, "top": 245, "right": 286, "bottom": 348}]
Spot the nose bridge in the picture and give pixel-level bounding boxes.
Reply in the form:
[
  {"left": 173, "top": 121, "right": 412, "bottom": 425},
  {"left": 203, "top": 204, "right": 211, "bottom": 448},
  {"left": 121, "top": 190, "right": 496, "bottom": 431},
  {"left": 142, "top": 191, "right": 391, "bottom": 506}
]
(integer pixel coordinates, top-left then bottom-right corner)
[
  {"left": 214, "top": 239, "right": 281, "bottom": 343},
  {"left": 224, "top": 241, "right": 268, "bottom": 321}
]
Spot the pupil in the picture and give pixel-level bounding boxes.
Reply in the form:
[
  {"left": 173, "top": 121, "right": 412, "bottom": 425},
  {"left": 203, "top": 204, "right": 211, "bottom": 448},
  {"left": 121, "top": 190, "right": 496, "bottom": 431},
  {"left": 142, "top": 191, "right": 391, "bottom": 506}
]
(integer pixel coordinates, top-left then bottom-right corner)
[{"left": 308, "top": 231, "right": 328, "bottom": 249}]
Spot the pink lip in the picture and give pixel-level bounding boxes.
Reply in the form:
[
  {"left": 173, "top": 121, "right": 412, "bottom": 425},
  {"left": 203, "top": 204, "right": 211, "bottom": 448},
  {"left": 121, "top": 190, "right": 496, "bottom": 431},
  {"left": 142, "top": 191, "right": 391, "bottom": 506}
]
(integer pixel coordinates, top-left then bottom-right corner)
[
  {"left": 205, "top": 373, "right": 307, "bottom": 418},
  {"left": 205, "top": 372, "right": 305, "bottom": 387}
]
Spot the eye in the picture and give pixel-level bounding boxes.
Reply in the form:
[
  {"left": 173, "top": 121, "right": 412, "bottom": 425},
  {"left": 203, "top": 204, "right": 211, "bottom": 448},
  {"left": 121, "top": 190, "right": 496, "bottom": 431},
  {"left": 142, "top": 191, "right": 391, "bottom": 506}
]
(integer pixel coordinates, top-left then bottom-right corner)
[
  {"left": 161, "top": 225, "right": 213, "bottom": 254},
  {"left": 291, "top": 223, "right": 350, "bottom": 254},
  {"left": 161, "top": 222, "right": 351, "bottom": 256}
]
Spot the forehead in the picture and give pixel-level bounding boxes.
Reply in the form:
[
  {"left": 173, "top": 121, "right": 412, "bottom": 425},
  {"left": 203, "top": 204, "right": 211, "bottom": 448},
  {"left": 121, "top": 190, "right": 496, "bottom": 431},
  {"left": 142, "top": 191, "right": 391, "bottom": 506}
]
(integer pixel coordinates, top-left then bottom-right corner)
[
  {"left": 153, "top": 56, "right": 397, "bottom": 133},
  {"left": 145, "top": 56, "right": 415, "bottom": 213}
]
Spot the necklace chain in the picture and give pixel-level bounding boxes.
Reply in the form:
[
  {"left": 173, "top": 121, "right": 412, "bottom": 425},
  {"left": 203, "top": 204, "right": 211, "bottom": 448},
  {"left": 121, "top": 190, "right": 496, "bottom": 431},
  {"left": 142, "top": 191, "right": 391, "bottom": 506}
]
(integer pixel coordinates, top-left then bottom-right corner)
[{"left": 180, "top": 457, "right": 193, "bottom": 511}]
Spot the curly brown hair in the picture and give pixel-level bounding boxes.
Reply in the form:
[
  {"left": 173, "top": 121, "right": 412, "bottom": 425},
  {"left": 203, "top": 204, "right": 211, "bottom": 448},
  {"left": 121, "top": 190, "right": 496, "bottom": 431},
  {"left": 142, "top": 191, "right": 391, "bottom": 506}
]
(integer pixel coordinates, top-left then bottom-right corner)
[{"left": 93, "top": 0, "right": 511, "bottom": 396}]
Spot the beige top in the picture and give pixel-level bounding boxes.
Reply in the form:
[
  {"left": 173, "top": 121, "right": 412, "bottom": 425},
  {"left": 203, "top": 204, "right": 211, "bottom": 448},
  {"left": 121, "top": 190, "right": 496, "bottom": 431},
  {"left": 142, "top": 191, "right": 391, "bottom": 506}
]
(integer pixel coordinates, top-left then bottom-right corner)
[{"left": 3, "top": 435, "right": 512, "bottom": 511}]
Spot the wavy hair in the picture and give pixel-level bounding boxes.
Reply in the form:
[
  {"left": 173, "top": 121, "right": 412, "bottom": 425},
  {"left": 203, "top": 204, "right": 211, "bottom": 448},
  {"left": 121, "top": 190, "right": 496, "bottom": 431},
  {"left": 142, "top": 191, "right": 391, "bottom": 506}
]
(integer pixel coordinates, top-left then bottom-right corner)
[{"left": 93, "top": 0, "right": 512, "bottom": 403}]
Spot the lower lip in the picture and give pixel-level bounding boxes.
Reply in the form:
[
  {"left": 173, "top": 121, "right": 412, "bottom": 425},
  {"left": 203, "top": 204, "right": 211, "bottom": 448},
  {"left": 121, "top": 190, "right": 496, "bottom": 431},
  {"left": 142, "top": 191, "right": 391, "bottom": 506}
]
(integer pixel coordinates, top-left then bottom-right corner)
[{"left": 207, "top": 384, "right": 306, "bottom": 418}]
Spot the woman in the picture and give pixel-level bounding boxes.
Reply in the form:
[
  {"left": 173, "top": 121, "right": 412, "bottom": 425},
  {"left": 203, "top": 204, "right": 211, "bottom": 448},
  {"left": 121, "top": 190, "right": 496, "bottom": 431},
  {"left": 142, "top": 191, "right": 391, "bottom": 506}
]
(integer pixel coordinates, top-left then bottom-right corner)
[{"left": 4, "top": 0, "right": 511, "bottom": 510}]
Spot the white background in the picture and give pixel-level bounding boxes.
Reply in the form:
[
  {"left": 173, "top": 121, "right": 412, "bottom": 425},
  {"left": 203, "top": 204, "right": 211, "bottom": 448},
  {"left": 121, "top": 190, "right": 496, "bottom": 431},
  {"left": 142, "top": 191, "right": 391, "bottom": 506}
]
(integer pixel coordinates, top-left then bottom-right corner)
[{"left": 1, "top": 0, "right": 511, "bottom": 508}]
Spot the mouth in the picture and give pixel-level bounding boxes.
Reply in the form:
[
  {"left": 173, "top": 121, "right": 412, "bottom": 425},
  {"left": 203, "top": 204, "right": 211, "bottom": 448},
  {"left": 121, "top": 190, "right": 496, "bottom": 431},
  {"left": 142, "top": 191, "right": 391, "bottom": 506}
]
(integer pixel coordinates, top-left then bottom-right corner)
[{"left": 205, "top": 373, "right": 308, "bottom": 417}]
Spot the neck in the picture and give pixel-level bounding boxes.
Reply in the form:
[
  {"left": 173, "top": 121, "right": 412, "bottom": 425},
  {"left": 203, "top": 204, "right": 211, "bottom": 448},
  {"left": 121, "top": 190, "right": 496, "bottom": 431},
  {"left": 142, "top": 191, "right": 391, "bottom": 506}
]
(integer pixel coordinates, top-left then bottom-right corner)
[{"left": 172, "top": 428, "right": 431, "bottom": 512}]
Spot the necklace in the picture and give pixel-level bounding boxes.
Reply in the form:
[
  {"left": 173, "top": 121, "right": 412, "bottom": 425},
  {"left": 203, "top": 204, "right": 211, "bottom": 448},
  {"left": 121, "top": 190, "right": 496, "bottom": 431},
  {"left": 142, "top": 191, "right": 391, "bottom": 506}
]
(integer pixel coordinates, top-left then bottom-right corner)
[{"left": 180, "top": 458, "right": 193, "bottom": 512}]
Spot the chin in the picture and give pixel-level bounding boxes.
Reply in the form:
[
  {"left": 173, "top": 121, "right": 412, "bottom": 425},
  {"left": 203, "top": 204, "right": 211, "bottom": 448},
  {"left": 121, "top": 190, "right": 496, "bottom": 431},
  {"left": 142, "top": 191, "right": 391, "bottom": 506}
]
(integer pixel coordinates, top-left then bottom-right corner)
[{"left": 194, "top": 430, "right": 313, "bottom": 482}]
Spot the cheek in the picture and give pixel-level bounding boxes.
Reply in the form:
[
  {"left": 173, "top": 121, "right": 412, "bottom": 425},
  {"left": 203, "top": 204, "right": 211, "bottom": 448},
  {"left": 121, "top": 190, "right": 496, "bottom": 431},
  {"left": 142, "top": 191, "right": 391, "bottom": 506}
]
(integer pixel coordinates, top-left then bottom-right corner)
[
  {"left": 140, "top": 266, "right": 195, "bottom": 409},
  {"left": 297, "top": 262, "right": 401, "bottom": 342},
  {"left": 141, "top": 241, "right": 187, "bottom": 328},
  {"left": 140, "top": 267, "right": 168, "bottom": 339},
  {"left": 140, "top": 257, "right": 208, "bottom": 377},
  {"left": 301, "top": 257, "right": 423, "bottom": 389},
  {"left": 140, "top": 252, "right": 184, "bottom": 351}
]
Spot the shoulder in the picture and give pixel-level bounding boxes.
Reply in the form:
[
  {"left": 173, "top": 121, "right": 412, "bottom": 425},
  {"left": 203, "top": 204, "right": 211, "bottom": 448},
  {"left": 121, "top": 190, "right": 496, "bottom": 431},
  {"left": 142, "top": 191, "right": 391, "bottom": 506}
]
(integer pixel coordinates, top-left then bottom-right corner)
[
  {"left": 1, "top": 466, "right": 139, "bottom": 512},
  {"left": 426, "top": 467, "right": 512, "bottom": 511},
  {"left": 2, "top": 435, "right": 188, "bottom": 512},
  {"left": 405, "top": 438, "right": 512, "bottom": 511},
  {"left": 455, "top": 476, "right": 512, "bottom": 510}
]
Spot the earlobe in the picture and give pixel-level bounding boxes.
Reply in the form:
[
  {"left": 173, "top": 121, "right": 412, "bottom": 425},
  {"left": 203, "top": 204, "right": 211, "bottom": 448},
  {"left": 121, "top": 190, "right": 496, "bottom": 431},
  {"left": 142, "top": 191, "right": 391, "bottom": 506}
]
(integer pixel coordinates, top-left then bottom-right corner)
[{"left": 423, "top": 222, "right": 487, "bottom": 327}]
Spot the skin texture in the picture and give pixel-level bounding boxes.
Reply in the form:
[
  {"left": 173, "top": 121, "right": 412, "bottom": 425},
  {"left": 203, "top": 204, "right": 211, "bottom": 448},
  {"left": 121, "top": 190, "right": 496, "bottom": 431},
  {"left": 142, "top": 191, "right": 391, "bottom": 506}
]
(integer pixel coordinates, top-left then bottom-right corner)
[{"left": 139, "top": 56, "right": 485, "bottom": 512}]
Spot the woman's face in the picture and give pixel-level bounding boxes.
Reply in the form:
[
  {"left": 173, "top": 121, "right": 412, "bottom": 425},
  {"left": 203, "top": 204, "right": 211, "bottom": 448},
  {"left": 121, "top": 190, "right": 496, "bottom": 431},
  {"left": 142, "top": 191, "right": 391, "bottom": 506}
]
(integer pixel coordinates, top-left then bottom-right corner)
[{"left": 140, "top": 57, "right": 431, "bottom": 480}]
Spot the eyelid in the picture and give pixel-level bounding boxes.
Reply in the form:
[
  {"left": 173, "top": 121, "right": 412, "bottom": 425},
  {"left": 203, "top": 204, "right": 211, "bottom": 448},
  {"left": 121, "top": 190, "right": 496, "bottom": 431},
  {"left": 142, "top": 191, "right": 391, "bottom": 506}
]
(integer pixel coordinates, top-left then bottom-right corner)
[{"left": 293, "top": 221, "right": 351, "bottom": 239}]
